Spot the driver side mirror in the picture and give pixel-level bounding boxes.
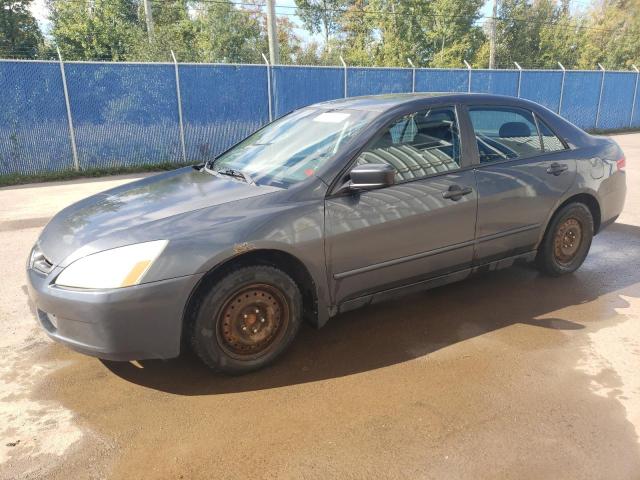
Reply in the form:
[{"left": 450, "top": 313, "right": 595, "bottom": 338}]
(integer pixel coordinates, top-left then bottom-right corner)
[{"left": 348, "top": 163, "right": 396, "bottom": 191}]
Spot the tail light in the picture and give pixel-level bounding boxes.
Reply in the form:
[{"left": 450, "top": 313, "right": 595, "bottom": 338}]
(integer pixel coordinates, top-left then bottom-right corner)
[{"left": 616, "top": 156, "right": 626, "bottom": 171}]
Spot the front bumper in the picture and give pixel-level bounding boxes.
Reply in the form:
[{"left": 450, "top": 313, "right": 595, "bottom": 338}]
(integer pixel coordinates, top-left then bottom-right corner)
[{"left": 27, "top": 267, "right": 203, "bottom": 361}]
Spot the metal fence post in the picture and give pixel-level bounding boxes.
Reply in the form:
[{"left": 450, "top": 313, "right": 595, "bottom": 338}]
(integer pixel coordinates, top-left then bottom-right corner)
[
  {"left": 557, "top": 62, "right": 566, "bottom": 115},
  {"left": 407, "top": 58, "right": 416, "bottom": 93},
  {"left": 340, "top": 56, "right": 348, "bottom": 98},
  {"left": 630, "top": 65, "right": 639, "bottom": 128},
  {"left": 464, "top": 60, "right": 472, "bottom": 93},
  {"left": 261, "top": 53, "right": 273, "bottom": 122},
  {"left": 57, "top": 47, "right": 79, "bottom": 172},
  {"left": 595, "top": 63, "right": 606, "bottom": 129},
  {"left": 171, "top": 50, "right": 187, "bottom": 163},
  {"left": 514, "top": 62, "right": 522, "bottom": 97}
]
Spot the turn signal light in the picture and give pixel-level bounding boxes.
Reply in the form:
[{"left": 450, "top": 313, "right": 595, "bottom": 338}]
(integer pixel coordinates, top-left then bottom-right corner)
[{"left": 617, "top": 156, "right": 626, "bottom": 171}]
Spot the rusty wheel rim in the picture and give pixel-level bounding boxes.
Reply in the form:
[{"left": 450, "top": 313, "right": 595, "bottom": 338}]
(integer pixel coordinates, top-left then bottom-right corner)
[
  {"left": 553, "top": 217, "right": 583, "bottom": 265},
  {"left": 216, "top": 283, "right": 290, "bottom": 360}
]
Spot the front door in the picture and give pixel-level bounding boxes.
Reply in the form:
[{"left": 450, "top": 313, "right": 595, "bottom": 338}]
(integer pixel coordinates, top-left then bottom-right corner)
[
  {"left": 466, "top": 106, "right": 577, "bottom": 263},
  {"left": 325, "top": 105, "right": 478, "bottom": 306}
]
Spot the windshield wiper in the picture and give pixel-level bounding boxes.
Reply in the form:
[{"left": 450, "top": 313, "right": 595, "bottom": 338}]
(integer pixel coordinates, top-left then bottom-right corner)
[{"left": 215, "top": 167, "right": 255, "bottom": 185}]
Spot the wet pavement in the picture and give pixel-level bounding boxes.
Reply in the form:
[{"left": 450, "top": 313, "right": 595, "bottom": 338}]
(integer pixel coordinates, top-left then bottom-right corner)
[{"left": 1, "top": 135, "right": 640, "bottom": 479}]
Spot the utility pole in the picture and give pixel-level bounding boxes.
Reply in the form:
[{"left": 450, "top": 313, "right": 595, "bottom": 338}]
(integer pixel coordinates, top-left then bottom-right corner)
[
  {"left": 266, "top": 0, "right": 280, "bottom": 65},
  {"left": 143, "top": 0, "right": 155, "bottom": 43},
  {"left": 489, "top": 0, "right": 498, "bottom": 69}
]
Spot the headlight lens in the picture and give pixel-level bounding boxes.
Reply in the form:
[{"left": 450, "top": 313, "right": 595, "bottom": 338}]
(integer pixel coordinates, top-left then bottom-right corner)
[{"left": 55, "top": 240, "right": 168, "bottom": 289}]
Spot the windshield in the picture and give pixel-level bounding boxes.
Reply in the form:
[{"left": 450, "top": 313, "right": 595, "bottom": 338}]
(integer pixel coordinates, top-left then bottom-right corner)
[{"left": 209, "top": 108, "right": 376, "bottom": 188}]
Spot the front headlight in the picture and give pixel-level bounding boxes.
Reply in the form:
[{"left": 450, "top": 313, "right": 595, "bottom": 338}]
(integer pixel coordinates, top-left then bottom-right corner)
[{"left": 55, "top": 240, "right": 168, "bottom": 289}]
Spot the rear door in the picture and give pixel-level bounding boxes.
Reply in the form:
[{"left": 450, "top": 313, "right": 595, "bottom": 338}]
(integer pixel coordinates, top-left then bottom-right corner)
[
  {"left": 465, "top": 105, "right": 576, "bottom": 263},
  {"left": 325, "top": 105, "right": 478, "bottom": 305}
]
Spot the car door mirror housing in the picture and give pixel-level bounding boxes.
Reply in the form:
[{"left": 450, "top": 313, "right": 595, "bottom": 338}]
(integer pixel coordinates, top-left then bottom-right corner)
[{"left": 348, "top": 164, "right": 396, "bottom": 191}]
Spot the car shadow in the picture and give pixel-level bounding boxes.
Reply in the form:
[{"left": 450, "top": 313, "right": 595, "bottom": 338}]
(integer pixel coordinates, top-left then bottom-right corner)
[{"left": 102, "top": 221, "right": 640, "bottom": 395}]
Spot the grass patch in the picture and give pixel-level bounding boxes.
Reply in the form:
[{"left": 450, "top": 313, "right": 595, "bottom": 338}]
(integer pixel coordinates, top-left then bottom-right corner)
[{"left": 0, "top": 162, "right": 189, "bottom": 188}]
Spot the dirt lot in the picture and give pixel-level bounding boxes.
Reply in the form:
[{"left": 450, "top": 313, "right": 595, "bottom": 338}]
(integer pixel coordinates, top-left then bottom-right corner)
[{"left": 2, "top": 135, "right": 640, "bottom": 479}]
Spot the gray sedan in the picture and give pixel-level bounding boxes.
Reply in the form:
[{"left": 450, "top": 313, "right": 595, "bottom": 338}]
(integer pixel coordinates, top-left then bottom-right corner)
[{"left": 27, "top": 93, "right": 626, "bottom": 374}]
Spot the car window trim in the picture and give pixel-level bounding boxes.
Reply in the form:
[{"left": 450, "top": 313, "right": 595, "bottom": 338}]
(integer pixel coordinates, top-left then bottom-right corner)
[
  {"left": 326, "top": 103, "right": 466, "bottom": 197},
  {"left": 465, "top": 104, "right": 570, "bottom": 167}
]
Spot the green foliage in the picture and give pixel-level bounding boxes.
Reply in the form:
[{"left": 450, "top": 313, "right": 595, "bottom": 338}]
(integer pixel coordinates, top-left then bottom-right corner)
[
  {"left": 491, "top": 0, "right": 581, "bottom": 69},
  {"left": 295, "top": 0, "right": 351, "bottom": 44},
  {"left": 0, "top": 0, "right": 43, "bottom": 58},
  {"left": 49, "top": 0, "right": 143, "bottom": 61},
  {"left": 2, "top": 0, "right": 640, "bottom": 69},
  {"left": 576, "top": 0, "right": 640, "bottom": 69},
  {"left": 193, "top": 0, "right": 264, "bottom": 63}
]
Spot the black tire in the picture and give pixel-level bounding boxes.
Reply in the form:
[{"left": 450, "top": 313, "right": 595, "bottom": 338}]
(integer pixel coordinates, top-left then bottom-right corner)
[
  {"left": 536, "top": 202, "right": 594, "bottom": 276},
  {"left": 190, "top": 266, "right": 302, "bottom": 374}
]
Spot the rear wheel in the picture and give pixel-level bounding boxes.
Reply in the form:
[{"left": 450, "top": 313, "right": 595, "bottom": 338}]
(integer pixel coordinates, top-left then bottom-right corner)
[
  {"left": 536, "top": 202, "right": 594, "bottom": 276},
  {"left": 190, "top": 266, "right": 302, "bottom": 374}
]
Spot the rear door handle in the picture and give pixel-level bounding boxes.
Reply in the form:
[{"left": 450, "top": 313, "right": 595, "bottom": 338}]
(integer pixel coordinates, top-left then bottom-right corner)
[
  {"left": 546, "top": 162, "right": 568, "bottom": 175},
  {"left": 442, "top": 184, "right": 473, "bottom": 201}
]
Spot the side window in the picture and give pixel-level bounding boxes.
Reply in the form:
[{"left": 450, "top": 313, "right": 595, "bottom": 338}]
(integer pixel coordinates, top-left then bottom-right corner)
[
  {"left": 356, "top": 107, "right": 461, "bottom": 182},
  {"left": 469, "top": 107, "right": 543, "bottom": 163},
  {"left": 538, "top": 118, "right": 566, "bottom": 152}
]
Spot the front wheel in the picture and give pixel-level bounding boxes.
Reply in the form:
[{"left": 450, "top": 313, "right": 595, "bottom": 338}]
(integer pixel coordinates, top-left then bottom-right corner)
[
  {"left": 190, "top": 266, "right": 302, "bottom": 374},
  {"left": 536, "top": 202, "right": 594, "bottom": 276}
]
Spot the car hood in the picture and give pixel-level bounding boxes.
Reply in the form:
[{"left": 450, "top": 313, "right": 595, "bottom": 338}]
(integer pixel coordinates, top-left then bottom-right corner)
[{"left": 37, "top": 167, "right": 281, "bottom": 265}]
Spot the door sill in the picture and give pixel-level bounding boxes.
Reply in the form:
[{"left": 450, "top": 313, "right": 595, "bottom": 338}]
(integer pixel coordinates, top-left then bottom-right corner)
[{"left": 333, "top": 250, "right": 537, "bottom": 316}]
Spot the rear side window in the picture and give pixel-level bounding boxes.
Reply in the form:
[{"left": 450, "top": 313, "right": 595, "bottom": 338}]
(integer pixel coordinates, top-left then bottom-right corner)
[
  {"left": 538, "top": 118, "right": 566, "bottom": 152},
  {"left": 469, "top": 107, "right": 543, "bottom": 163}
]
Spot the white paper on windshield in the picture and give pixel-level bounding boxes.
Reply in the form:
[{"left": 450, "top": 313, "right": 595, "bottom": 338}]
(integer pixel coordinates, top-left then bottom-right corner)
[{"left": 313, "top": 112, "right": 351, "bottom": 123}]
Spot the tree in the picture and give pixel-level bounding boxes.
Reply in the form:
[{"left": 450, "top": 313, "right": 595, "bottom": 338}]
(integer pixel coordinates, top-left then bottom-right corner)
[
  {"left": 295, "top": 0, "right": 351, "bottom": 46},
  {"left": 337, "top": 0, "right": 483, "bottom": 67},
  {"left": 419, "top": 0, "right": 484, "bottom": 67},
  {"left": 370, "top": 0, "right": 431, "bottom": 67},
  {"left": 339, "top": 0, "right": 377, "bottom": 65},
  {"left": 0, "top": 0, "right": 43, "bottom": 58},
  {"left": 134, "top": 0, "right": 198, "bottom": 61},
  {"left": 577, "top": 0, "right": 640, "bottom": 69},
  {"left": 484, "top": 0, "right": 583, "bottom": 69},
  {"left": 194, "top": 0, "right": 264, "bottom": 63},
  {"left": 49, "top": 0, "right": 143, "bottom": 61}
]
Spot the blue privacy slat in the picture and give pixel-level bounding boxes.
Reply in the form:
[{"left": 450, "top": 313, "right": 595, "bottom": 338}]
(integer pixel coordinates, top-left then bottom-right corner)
[
  {"left": 598, "top": 72, "right": 636, "bottom": 130},
  {"left": 347, "top": 68, "right": 413, "bottom": 97},
  {"left": 65, "top": 62, "right": 181, "bottom": 169},
  {"left": 471, "top": 70, "right": 519, "bottom": 96},
  {"left": 415, "top": 69, "right": 468, "bottom": 93},
  {"left": 0, "top": 61, "right": 74, "bottom": 175},
  {"left": 1, "top": 60, "right": 639, "bottom": 177},
  {"left": 180, "top": 64, "right": 269, "bottom": 162},
  {"left": 272, "top": 66, "right": 344, "bottom": 118},
  {"left": 519, "top": 71, "right": 562, "bottom": 112},
  {"left": 560, "top": 71, "right": 602, "bottom": 129}
]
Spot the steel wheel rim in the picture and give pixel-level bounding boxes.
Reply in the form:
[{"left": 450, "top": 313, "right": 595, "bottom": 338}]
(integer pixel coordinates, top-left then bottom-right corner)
[
  {"left": 553, "top": 217, "right": 583, "bottom": 265},
  {"left": 216, "top": 283, "right": 290, "bottom": 360}
]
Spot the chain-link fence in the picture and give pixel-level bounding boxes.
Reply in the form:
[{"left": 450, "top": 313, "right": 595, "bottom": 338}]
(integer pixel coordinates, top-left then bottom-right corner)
[{"left": 1, "top": 59, "right": 639, "bottom": 176}]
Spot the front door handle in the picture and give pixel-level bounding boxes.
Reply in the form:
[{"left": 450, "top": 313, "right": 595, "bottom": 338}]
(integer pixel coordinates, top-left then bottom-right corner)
[
  {"left": 442, "top": 184, "right": 473, "bottom": 201},
  {"left": 546, "top": 162, "right": 568, "bottom": 175}
]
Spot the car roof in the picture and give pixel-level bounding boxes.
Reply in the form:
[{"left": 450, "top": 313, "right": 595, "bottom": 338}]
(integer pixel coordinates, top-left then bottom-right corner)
[{"left": 314, "top": 93, "right": 528, "bottom": 112}]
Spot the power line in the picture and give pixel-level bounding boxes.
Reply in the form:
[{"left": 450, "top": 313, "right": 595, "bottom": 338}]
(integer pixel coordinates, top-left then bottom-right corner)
[{"left": 40, "top": 0, "right": 639, "bottom": 39}]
